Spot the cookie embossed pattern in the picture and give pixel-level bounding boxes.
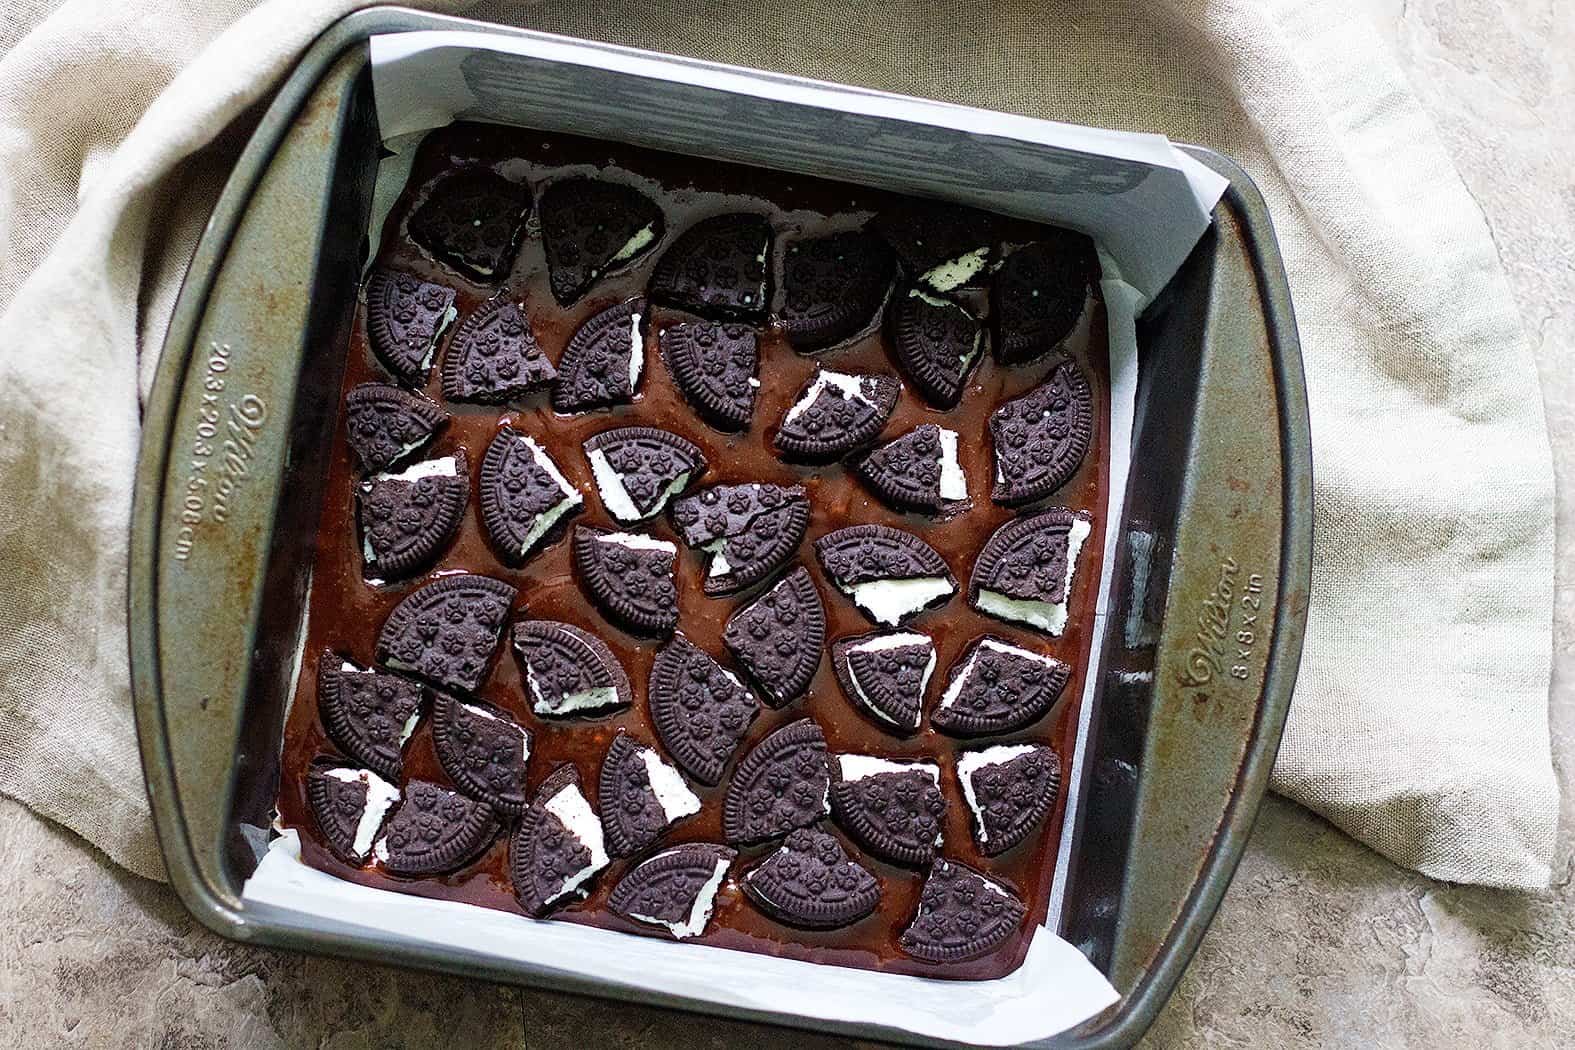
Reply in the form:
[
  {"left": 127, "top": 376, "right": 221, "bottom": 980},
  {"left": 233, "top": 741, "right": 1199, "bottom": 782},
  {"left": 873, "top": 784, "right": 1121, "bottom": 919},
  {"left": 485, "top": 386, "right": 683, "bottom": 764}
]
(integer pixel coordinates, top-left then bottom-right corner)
[{"left": 269, "top": 121, "right": 1111, "bottom": 983}]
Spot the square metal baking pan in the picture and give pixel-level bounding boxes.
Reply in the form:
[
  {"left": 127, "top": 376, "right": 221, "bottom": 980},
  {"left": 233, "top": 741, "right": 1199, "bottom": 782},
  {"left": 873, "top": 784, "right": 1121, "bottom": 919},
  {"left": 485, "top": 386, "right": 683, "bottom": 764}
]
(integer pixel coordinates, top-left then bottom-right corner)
[{"left": 129, "top": 8, "right": 1311, "bottom": 1047}]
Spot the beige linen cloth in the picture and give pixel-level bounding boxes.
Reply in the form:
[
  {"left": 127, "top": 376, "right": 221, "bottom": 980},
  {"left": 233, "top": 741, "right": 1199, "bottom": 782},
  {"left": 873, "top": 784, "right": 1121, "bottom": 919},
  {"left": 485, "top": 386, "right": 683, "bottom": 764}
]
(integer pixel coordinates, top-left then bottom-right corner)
[{"left": 0, "top": 0, "right": 1558, "bottom": 889}]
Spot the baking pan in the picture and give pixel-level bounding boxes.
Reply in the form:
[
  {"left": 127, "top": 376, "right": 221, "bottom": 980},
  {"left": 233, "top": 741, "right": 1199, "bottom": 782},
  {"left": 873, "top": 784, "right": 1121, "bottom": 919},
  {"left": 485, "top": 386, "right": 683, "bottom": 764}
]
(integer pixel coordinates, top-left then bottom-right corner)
[{"left": 128, "top": 8, "right": 1311, "bottom": 1047}]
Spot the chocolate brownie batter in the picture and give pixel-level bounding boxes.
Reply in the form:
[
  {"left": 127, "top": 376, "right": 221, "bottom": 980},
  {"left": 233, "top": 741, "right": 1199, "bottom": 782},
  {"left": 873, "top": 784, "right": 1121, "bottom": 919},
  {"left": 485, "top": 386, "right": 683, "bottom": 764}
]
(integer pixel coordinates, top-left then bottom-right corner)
[{"left": 274, "top": 122, "right": 1109, "bottom": 981}]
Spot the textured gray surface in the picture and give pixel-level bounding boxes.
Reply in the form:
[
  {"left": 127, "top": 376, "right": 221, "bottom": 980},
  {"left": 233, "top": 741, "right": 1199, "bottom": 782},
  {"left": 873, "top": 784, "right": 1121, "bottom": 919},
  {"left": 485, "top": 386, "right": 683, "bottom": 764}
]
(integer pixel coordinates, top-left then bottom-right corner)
[{"left": 2, "top": 1, "right": 1572, "bottom": 1046}]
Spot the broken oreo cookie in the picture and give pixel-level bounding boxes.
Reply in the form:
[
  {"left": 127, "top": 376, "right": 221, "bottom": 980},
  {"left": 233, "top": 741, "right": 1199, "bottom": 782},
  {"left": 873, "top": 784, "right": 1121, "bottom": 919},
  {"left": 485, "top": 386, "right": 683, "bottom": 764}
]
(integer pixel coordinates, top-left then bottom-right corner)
[
  {"left": 988, "top": 359, "right": 1094, "bottom": 505},
  {"left": 479, "top": 426, "right": 583, "bottom": 563},
  {"left": 540, "top": 178, "right": 664, "bottom": 305},
  {"left": 814, "top": 524, "right": 956, "bottom": 626},
  {"left": 571, "top": 526, "right": 680, "bottom": 636},
  {"left": 317, "top": 655, "right": 424, "bottom": 781},
  {"left": 599, "top": 733, "right": 702, "bottom": 857},
  {"left": 992, "top": 235, "right": 1097, "bottom": 365},
  {"left": 583, "top": 426, "right": 706, "bottom": 525},
  {"left": 873, "top": 202, "right": 997, "bottom": 294},
  {"left": 443, "top": 300, "right": 556, "bottom": 403},
  {"left": 357, "top": 451, "right": 468, "bottom": 581},
  {"left": 364, "top": 269, "right": 458, "bottom": 386},
  {"left": 773, "top": 369, "right": 900, "bottom": 463},
  {"left": 853, "top": 424, "right": 968, "bottom": 514},
  {"left": 608, "top": 843, "right": 735, "bottom": 940},
  {"left": 721, "top": 566, "right": 825, "bottom": 707},
  {"left": 888, "top": 288, "right": 986, "bottom": 409},
  {"left": 551, "top": 298, "right": 647, "bottom": 412},
  {"left": 510, "top": 765, "right": 610, "bottom": 917},
  {"left": 932, "top": 636, "right": 1070, "bottom": 737},
  {"left": 659, "top": 321, "right": 759, "bottom": 432},
  {"left": 830, "top": 754, "right": 946, "bottom": 866},
  {"left": 669, "top": 483, "right": 810, "bottom": 597},
  {"left": 957, "top": 743, "right": 1060, "bottom": 856},
  {"left": 344, "top": 382, "right": 448, "bottom": 473},
  {"left": 375, "top": 574, "right": 515, "bottom": 694},
  {"left": 307, "top": 765, "right": 400, "bottom": 866},
  {"left": 649, "top": 213, "right": 772, "bottom": 320},
  {"left": 721, "top": 718, "right": 831, "bottom": 846},
  {"left": 831, "top": 630, "right": 936, "bottom": 733},
  {"left": 648, "top": 634, "right": 761, "bottom": 785},
  {"left": 777, "top": 230, "right": 895, "bottom": 351},
  {"left": 407, "top": 167, "right": 531, "bottom": 281},
  {"left": 899, "top": 860, "right": 1026, "bottom": 963},
  {"left": 512, "top": 619, "right": 631, "bottom": 718},
  {"left": 970, "top": 509, "right": 1092, "bottom": 635},
  {"left": 431, "top": 694, "right": 533, "bottom": 815},
  {"left": 742, "top": 828, "right": 880, "bottom": 930},
  {"left": 374, "top": 779, "right": 499, "bottom": 877}
]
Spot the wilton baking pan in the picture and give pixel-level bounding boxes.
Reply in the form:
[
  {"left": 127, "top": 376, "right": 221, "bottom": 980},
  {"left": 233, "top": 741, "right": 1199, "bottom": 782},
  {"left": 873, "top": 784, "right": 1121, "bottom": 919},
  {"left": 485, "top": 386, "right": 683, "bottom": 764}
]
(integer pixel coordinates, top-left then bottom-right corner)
[{"left": 129, "top": 8, "right": 1311, "bottom": 1047}]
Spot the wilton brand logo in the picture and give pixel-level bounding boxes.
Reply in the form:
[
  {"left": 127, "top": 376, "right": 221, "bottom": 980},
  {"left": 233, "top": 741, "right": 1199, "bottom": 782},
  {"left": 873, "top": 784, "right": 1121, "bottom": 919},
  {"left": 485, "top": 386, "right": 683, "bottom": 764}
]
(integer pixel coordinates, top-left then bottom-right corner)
[
  {"left": 1176, "top": 558, "right": 1265, "bottom": 689},
  {"left": 172, "top": 342, "right": 269, "bottom": 562}
]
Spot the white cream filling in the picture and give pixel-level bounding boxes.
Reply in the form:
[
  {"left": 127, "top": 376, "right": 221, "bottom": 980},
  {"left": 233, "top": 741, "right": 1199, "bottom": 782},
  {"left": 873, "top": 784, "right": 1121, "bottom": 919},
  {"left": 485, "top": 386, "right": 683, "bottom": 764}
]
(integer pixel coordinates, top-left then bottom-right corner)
[
  {"left": 511, "top": 434, "right": 583, "bottom": 555},
  {"left": 629, "top": 852, "right": 729, "bottom": 939},
  {"left": 588, "top": 449, "right": 691, "bottom": 524},
  {"left": 956, "top": 744, "right": 1041, "bottom": 845},
  {"left": 626, "top": 310, "right": 644, "bottom": 391},
  {"left": 608, "top": 222, "right": 657, "bottom": 265},
  {"left": 601, "top": 531, "right": 677, "bottom": 554},
  {"left": 324, "top": 768, "right": 399, "bottom": 862},
  {"left": 939, "top": 638, "right": 1063, "bottom": 711},
  {"left": 782, "top": 370, "right": 872, "bottom": 427},
  {"left": 936, "top": 428, "right": 967, "bottom": 500},
  {"left": 974, "top": 516, "right": 1091, "bottom": 634},
  {"left": 704, "top": 539, "right": 731, "bottom": 577},
  {"left": 910, "top": 290, "right": 982, "bottom": 373},
  {"left": 639, "top": 747, "right": 702, "bottom": 823},
  {"left": 837, "top": 754, "right": 940, "bottom": 785},
  {"left": 844, "top": 633, "right": 934, "bottom": 729},
  {"left": 542, "top": 783, "right": 610, "bottom": 900},
  {"left": 843, "top": 576, "right": 955, "bottom": 626},
  {"left": 920, "top": 246, "right": 990, "bottom": 292},
  {"left": 419, "top": 304, "right": 458, "bottom": 373},
  {"left": 460, "top": 703, "right": 532, "bottom": 765},
  {"left": 527, "top": 664, "right": 621, "bottom": 715},
  {"left": 369, "top": 453, "right": 461, "bottom": 485},
  {"left": 399, "top": 711, "right": 421, "bottom": 744}
]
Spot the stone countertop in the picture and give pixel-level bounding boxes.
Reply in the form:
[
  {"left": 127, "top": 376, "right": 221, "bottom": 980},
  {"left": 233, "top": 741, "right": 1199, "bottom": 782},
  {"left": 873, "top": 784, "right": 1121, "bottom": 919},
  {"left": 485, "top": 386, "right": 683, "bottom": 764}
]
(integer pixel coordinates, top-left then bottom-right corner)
[{"left": 2, "top": 2, "right": 1571, "bottom": 1046}]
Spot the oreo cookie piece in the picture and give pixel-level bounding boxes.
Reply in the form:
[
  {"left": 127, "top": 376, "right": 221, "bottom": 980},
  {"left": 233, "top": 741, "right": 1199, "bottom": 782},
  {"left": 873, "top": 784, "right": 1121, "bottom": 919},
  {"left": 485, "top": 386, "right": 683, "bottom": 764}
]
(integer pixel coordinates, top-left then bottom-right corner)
[
  {"left": 551, "top": 299, "right": 647, "bottom": 412},
  {"left": 669, "top": 483, "right": 810, "bottom": 597},
  {"left": 608, "top": 843, "right": 736, "bottom": 940},
  {"left": 648, "top": 634, "right": 761, "bottom": 785},
  {"left": 777, "top": 230, "right": 896, "bottom": 351},
  {"left": 773, "top": 369, "right": 899, "bottom": 463},
  {"left": 853, "top": 424, "right": 968, "bottom": 514},
  {"left": 899, "top": 860, "right": 1026, "bottom": 963},
  {"left": 957, "top": 743, "right": 1061, "bottom": 855},
  {"left": 583, "top": 426, "right": 706, "bottom": 525},
  {"left": 373, "top": 779, "right": 499, "bottom": 877},
  {"left": 571, "top": 527, "right": 680, "bottom": 635},
  {"left": 970, "top": 509, "right": 1093, "bottom": 635},
  {"left": 431, "top": 694, "right": 533, "bottom": 815},
  {"left": 722, "top": 718, "right": 831, "bottom": 845},
  {"left": 344, "top": 382, "right": 448, "bottom": 473},
  {"left": 407, "top": 167, "right": 531, "bottom": 281},
  {"left": 888, "top": 288, "right": 986, "bottom": 409},
  {"left": 512, "top": 620, "right": 632, "bottom": 717},
  {"left": 659, "top": 321, "right": 759, "bottom": 432},
  {"left": 992, "top": 234, "right": 1097, "bottom": 364},
  {"left": 873, "top": 202, "right": 997, "bottom": 294},
  {"left": 742, "top": 828, "right": 880, "bottom": 930},
  {"left": 443, "top": 300, "right": 556, "bottom": 403},
  {"left": 721, "top": 566, "right": 825, "bottom": 706},
  {"left": 988, "top": 360, "right": 1094, "bottom": 505},
  {"left": 479, "top": 426, "right": 583, "bottom": 563},
  {"left": 317, "top": 655, "right": 424, "bottom": 780},
  {"left": 599, "top": 733, "right": 702, "bottom": 856},
  {"left": 933, "top": 636, "right": 1070, "bottom": 736},
  {"left": 307, "top": 765, "right": 400, "bottom": 866},
  {"left": 831, "top": 630, "right": 936, "bottom": 733},
  {"left": 357, "top": 451, "right": 468, "bottom": 581},
  {"left": 830, "top": 754, "right": 946, "bottom": 866},
  {"left": 648, "top": 213, "right": 772, "bottom": 320},
  {"left": 814, "top": 525, "right": 957, "bottom": 626},
  {"left": 364, "top": 269, "right": 458, "bottom": 386},
  {"left": 510, "top": 765, "right": 610, "bottom": 917},
  {"left": 540, "top": 178, "right": 664, "bottom": 305},
  {"left": 375, "top": 574, "right": 515, "bottom": 693}
]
